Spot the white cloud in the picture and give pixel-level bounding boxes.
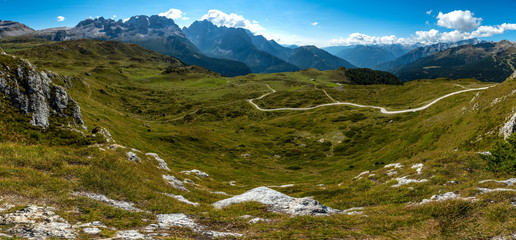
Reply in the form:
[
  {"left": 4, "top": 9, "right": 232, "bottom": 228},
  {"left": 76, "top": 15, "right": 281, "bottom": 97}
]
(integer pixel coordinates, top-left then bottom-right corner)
[
  {"left": 437, "top": 10, "right": 482, "bottom": 32},
  {"left": 471, "top": 23, "right": 516, "bottom": 37},
  {"left": 329, "top": 9, "right": 516, "bottom": 46},
  {"left": 159, "top": 8, "right": 186, "bottom": 20},
  {"left": 426, "top": 10, "right": 433, "bottom": 15},
  {"left": 113, "top": 15, "right": 117, "bottom": 19},
  {"left": 201, "top": 9, "right": 265, "bottom": 33},
  {"left": 57, "top": 16, "right": 65, "bottom": 22},
  {"left": 312, "top": 22, "right": 319, "bottom": 26},
  {"left": 329, "top": 33, "right": 404, "bottom": 46}
]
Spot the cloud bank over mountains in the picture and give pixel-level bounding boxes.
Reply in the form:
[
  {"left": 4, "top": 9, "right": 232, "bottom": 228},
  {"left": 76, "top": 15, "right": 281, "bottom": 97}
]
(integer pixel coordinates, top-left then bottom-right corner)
[
  {"left": 330, "top": 10, "right": 515, "bottom": 46},
  {"left": 200, "top": 9, "right": 264, "bottom": 33}
]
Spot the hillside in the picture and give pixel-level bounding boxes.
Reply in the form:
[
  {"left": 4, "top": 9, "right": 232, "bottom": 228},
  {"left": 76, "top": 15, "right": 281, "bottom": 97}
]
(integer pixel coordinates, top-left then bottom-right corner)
[
  {"left": 0, "top": 39, "right": 515, "bottom": 239},
  {"left": 393, "top": 40, "right": 516, "bottom": 82}
]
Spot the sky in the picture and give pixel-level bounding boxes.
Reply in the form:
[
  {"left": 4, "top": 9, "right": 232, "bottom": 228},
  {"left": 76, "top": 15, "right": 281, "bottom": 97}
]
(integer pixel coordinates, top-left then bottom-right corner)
[{"left": 1, "top": 0, "right": 515, "bottom": 47}]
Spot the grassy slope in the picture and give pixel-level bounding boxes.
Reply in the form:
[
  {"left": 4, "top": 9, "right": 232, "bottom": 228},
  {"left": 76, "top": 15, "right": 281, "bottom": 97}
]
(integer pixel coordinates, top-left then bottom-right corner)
[{"left": 0, "top": 39, "right": 515, "bottom": 239}]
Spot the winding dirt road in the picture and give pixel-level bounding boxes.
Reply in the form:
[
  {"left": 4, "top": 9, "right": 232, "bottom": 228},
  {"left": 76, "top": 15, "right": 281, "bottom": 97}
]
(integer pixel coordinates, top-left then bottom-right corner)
[{"left": 248, "top": 84, "right": 492, "bottom": 114}]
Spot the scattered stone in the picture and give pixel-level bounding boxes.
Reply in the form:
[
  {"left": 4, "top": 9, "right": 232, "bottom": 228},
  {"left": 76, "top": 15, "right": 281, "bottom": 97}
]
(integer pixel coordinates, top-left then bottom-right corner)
[
  {"left": 419, "top": 192, "right": 476, "bottom": 204},
  {"left": 73, "top": 221, "right": 106, "bottom": 228},
  {"left": 479, "top": 178, "right": 516, "bottom": 186},
  {"left": 209, "top": 191, "right": 229, "bottom": 196},
  {"left": 163, "top": 193, "right": 200, "bottom": 206},
  {"left": 73, "top": 192, "right": 142, "bottom": 212},
  {"left": 391, "top": 176, "right": 428, "bottom": 187},
  {"left": 477, "top": 188, "right": 516, "bottom": 194},
  {"left": 181, "top": 169, "right": 209, "bottom": 178},
  {"left": 268, "top": 184, "right": 295, "bottom": 188},
  {"left": 83, "top": 227, "right": 101, "bottom": 234},
  {"left": 163, "top": 175, "right": 189, "bottom": 192},
  {"left": 213, "top": 187, "right": 340, "bottom": 216},
  {"left": 478, "top": 151, "right": 492, "bottom": 156},
  {"left": 98, "top": 127, "right": 114, "bottom": 143},
  {"left": 0, "top": 233, "right": 13, "bottom": 238},
  {"left": 354, "top": 171, "right": 370, "bottom": 180},
  {"left": 146, "top": 153, "right": 170, "bottom": 171},
  {"left": 411, "top": 163, "right": 424, "bottom": 174},
  {"left": 130, "top": 148, "right": 141, "bottom": 153},
  {"left": 157, "top": 213, "right": 198, "bottom": 229},
  {"left": 248, "top": 217, "right": 271, "bottom": 224},
  {"left": 126, "top": 151, "right": 141, "bottom": 162},
  {"left": 107, "top": 144, "right": 126, "bottom": 150},
  {"left": 241, "top": 153, "right": 251, "bottom": 158},
  {"left": 0, "top": 205, "right": 76, "bottom": 239},
  {"left": 116, "top": 230, "right": 145, "bottom": 240},
  {"left": 183, "top": 178, "right": 198, "bottom": 186},
  {"left": 0, "top": 203, "right": 14, "bottom": 212},
  {"left": 156, "top": 214, "right": 242, "bottom": 238},
  {"left": 341, "top": 207, "right": 365, "bottom": 215},
  {"left": 386, "top": 170, "right": 398, "bottom": 176},
  {"left": 384, "top": 163, "right": 403, "bottom": 169}
]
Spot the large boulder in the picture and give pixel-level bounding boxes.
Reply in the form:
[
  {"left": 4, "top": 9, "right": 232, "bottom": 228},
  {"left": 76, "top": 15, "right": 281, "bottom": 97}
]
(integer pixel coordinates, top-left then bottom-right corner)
[{"left": 213, "top": 186, "right": 340, "bottom": 216}]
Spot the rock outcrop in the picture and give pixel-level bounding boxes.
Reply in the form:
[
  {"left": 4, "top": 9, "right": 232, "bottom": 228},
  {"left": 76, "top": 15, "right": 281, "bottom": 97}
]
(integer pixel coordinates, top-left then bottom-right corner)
[
  {"left": 0, "top": 54, "right": 84, "bottom": 128},
  {"left": 0, "top": 205, "right": 76, "bottom": 239},
  {"left": 501, "top": 112, "right": 516, "bottom": 139},
  {"left": 213, "top": 187, "right": 340, "bottom": 216}
]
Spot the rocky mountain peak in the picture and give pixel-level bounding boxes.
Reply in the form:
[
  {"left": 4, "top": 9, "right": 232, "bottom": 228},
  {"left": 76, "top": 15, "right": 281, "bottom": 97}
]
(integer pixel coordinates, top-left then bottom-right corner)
[
  {"left": 0, "top": 20, "right": 35, "bottom": 38},
  {"left": 0, "top": 53, "right": 84, "bottom": 128}
]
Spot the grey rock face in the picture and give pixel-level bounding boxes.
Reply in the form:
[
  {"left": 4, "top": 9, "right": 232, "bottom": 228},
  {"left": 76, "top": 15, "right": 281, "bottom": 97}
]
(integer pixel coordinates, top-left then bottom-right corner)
[
  {"left": 0, "top": 20, "right": 35, "bottom": 38},
  {"left": 0, "top": 54, "right": 84, "bottom": 128},
  {"left": 0, "top": 205, "right": 76, "bottom": 239},
  {"left": 501, "top": 112, "right": 516, "bottom": 139},
  {"left": 213, "top": 187, "right": 340, "bottom": 216}
]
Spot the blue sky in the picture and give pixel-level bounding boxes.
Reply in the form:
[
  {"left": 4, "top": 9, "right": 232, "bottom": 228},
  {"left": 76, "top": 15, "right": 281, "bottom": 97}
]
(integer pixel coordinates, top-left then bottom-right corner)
[{"left": 1, "top": 0, "right": 515, "bottom": 47}]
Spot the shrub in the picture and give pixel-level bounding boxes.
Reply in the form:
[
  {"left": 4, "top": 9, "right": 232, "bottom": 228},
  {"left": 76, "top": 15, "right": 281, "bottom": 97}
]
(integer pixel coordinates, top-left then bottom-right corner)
[{"left": 480, "top": 134, "right": 516, "bottom": 174}]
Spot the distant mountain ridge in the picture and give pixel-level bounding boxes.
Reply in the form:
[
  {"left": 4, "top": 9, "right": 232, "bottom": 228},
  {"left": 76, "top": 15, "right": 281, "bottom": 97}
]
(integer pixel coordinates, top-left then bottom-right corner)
[
  {"left": 183, "top": 20, "right": 355, "bottom": 72},
  {"left": 0, "top": 20, "right": 35, "bottom": 38},
  {"left": 28, "top": 16, "right": 252, "bottom": 77},
  {"left": 375, "top": 39, "right": 481, "bottom": 71},
  {"left": 183, "top": 20, "right": 299, "bottom": 73},
  {"left": 392, "top": 40, "right": 516, "bottom": 82}
]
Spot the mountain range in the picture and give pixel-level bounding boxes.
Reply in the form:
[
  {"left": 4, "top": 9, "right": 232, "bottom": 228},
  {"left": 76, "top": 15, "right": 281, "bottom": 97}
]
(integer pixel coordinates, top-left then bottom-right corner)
[
  {"left": 376, "top": 38, "right": 481, "bottom": 71},
  {"left": 0, "top": 16, "right": 356, "bottom": 76},
  {"left": 328, "top": 44, "right": 415, "bottom": 68},
  {"left": 24, "top": 16, "right": 252, "bottom": 77},
  {"left": 182, "top": 20, "right": 355, "bottom": 72},
  {"left": 392, "top": 40, "right": 516, "bottom": 82}
]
